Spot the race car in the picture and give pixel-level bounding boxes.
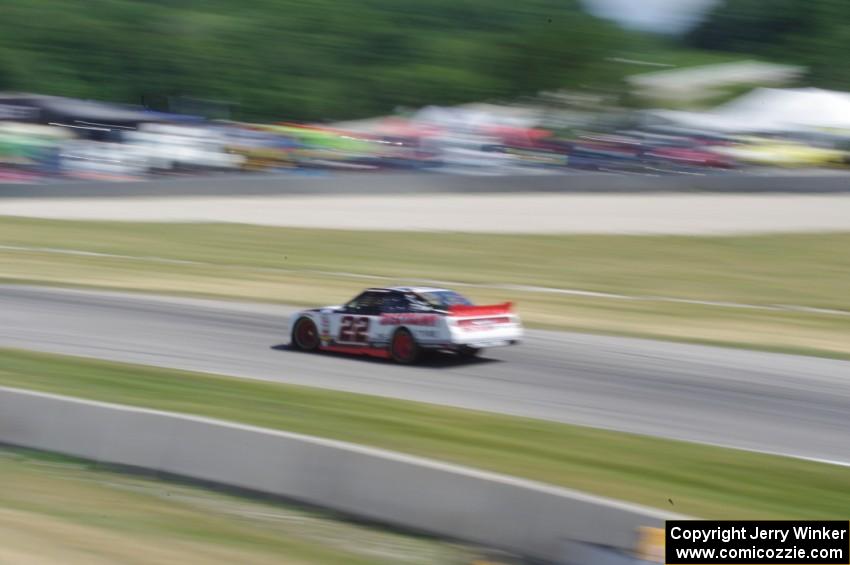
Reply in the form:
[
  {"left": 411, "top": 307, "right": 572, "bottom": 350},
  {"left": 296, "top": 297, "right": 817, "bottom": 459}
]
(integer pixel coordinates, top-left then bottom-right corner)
[{"left": 287, "top": 287, "right": 523, "bottom": 364}]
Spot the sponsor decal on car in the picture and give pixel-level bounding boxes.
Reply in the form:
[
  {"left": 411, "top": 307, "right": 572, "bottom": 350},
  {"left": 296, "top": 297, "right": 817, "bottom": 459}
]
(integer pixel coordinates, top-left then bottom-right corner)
[
  {"left": 457, "top": 316, "right": 511, "bottom": 331},
  {"left": 379, "top": 313, "right": 439, "bottom": 326},
  {"left": 320, "top": 313, "right": 331, "bottom": 341}
]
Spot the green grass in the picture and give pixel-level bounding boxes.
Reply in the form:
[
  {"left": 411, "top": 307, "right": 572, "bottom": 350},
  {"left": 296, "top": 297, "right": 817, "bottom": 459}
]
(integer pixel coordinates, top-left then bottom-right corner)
[
  {"left": 2, "top": 217, "right": 848, "bottom": 307},
  {"left": 0, "top": 218, "right": 849, "bottom": 357},
  {"left": 2, "top": 348, "right": 849, "bottom": 521},
  {"left": 0, "top": 446, "right": 474, "bottom": 565}
]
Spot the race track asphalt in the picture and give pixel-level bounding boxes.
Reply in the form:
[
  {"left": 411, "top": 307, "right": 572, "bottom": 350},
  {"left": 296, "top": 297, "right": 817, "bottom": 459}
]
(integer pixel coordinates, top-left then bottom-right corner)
[
  {"left": 2, "top": 285, "right": 849, "bottom": 464},
  {"left": 4, "top": 193, "right": 850, "bottom": 233}
]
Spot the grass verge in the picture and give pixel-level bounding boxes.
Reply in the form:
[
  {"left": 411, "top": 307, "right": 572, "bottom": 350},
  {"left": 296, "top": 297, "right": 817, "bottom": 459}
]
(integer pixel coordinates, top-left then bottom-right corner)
[
  {"left": 0, "top": 218, "right": 848, "bottom": 357},
  {"left": 0, "top": 447, "right": 474, "bottom": 565},
  {"left": 2, "top": 348, "right": 849, "bottom": 521}
]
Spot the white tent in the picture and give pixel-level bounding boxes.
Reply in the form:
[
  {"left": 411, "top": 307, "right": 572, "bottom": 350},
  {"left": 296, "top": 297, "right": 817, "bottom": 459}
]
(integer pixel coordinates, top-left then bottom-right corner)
[
  {"left": 649, "top": 88, "right": 850, "bottom": 133},
  {"left": 629, "top": 61, "right": 803, "bottom": 103}
]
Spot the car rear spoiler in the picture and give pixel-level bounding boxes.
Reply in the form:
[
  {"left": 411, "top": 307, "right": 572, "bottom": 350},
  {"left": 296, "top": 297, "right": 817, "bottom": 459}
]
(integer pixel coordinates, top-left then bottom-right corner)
[{"left": 448, "top": 302, "right": 513, "bottom": 317}]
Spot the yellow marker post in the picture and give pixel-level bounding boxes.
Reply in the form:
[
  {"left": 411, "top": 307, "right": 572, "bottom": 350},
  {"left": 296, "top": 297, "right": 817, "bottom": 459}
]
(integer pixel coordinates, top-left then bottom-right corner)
[{"left": 636, "top": 526, "right": 665, "bottom": 563}]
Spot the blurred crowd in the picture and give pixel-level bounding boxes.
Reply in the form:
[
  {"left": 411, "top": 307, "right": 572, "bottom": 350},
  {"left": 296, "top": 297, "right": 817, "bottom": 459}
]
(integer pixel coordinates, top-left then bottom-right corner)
[{"left": 2, "top": 89, "right": 850, "bottom": 183}]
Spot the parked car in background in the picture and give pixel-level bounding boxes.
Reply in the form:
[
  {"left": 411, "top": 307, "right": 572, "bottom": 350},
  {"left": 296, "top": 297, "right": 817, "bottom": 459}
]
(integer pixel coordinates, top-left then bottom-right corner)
[
  {"left": 123, "top": 124, "right": 244, "bottom": 174},
  {"left": 714, "top": 137, "right": 849, "bottom": 168}
]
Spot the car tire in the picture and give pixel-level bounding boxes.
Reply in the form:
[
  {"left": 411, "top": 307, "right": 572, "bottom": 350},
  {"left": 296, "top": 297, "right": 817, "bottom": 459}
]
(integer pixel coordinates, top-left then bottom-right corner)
[
  {"left": 390, "top": 328, "right": 421, "bottom": 365},
  {"left": 292, "top": 317, "right": 320, "bottom": 352},
  {"left": 458, "top": 346, "right": 481, "bottom": 359}
]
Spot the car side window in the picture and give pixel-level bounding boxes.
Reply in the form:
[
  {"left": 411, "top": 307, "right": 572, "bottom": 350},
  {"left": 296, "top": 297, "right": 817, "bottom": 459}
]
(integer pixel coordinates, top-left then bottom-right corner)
[
  {"left": 405, "top": 293, "right": 433, "bottom": 311},
  {"left": 345, "top": 292, "right": 383, "bottom": 315},
  {"left": 380, "top": 293, "right": 411, "bottom": 313}
]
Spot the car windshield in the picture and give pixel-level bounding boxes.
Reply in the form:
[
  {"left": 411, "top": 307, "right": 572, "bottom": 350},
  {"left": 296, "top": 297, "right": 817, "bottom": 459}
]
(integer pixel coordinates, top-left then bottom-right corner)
[{"left": 415, "top": 290, "right": 472, "bottom": 310}]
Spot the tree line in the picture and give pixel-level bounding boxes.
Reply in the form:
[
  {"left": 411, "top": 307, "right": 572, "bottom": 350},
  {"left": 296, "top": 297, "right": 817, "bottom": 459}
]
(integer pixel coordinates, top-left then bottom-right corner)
[{"left": 0, "top": 0, "right": 845, "bottom": 122}]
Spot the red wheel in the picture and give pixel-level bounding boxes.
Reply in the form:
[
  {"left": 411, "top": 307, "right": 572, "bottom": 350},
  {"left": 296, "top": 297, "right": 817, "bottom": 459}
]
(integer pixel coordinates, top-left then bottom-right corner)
[
  {"left": 292, "top": 318, "right": 320, "bottom": 351},
  {"left": 390, "top": 328, "right": 420, "bottom": 364}
]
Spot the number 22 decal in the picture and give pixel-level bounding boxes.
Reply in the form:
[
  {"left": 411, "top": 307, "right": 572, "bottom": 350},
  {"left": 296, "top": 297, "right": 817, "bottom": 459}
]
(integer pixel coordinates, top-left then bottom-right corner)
[{"left": 339, "top": 316, "right": 370, "bottom": 343}]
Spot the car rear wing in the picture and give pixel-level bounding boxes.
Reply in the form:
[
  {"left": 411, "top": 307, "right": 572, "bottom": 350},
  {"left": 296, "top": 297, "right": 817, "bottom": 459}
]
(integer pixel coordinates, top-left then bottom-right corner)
[{"left": 448, "top": 302, "right": 513, "bottom": 317}]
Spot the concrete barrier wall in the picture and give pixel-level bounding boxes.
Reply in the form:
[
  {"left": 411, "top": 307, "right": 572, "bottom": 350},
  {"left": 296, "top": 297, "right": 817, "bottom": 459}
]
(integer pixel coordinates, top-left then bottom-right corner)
[
  {"left": 1, "top": 171, "right": 849, "bottom": 198},
  {"left": 0, "top": 386, "right": 678, "bottom": 562}
]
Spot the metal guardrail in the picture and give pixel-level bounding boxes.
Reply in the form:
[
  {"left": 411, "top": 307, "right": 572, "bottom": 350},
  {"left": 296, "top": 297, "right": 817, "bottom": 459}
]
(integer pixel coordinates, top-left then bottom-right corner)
[
  {"left": 1, "top": 171, "right": 849, "bottom": 198},
  {"left": 0, "top": 386, "right": 681, "bottom": 563}
]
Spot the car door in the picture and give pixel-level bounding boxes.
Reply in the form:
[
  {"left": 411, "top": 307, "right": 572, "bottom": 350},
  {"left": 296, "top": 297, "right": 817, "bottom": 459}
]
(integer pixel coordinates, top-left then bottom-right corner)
[
  {"left": 372, "top": 291, "right": 411, "bottom": 346},
  {"left": 330, "top": 291, "right": 383, "bottom": 347},
  {"left": 375, "top": 292, "right": 442, "bottom": 346}
]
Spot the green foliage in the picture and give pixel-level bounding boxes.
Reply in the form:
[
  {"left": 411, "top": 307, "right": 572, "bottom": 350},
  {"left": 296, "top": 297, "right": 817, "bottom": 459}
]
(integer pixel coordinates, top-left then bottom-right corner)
[
  {"left": 686, "top": 0, "right": 850, "bottom": 90},
  {"left": 0, "top": 0, "right": 638, "bottom": 121}
]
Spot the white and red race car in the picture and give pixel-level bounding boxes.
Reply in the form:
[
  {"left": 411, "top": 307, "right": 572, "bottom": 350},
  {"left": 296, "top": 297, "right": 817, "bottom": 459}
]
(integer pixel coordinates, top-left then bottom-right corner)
[{"left": 287, "top": 287, "right": 523, "bottom": 364}]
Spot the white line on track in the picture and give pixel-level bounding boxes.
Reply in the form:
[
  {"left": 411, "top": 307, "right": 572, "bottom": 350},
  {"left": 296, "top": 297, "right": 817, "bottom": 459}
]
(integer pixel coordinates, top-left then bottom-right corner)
[{"left": 3, "top": 243, "right": 849, "bottom": 317}]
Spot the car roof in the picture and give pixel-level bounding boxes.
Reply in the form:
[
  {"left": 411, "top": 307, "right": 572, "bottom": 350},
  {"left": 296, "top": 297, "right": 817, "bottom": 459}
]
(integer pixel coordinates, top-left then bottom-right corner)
[{"left": 367, "top": 286, "right": 452, "bottom": 294}]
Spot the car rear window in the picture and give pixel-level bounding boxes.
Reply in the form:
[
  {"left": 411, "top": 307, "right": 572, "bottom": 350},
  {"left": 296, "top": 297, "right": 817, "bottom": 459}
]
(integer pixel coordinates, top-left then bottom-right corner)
[{"left": 415, "top": 291, "right": 472, "bottom": 310}]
